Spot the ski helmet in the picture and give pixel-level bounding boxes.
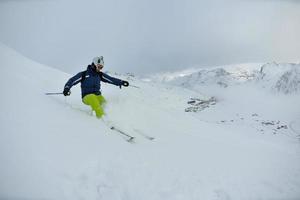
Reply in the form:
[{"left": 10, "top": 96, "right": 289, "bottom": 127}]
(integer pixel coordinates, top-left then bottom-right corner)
[{"left": 93, "top": 56, "right": 104, "bottom": 66}]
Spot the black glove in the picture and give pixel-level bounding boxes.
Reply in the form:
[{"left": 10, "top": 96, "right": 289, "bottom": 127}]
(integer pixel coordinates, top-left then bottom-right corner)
[
  {"left": 63, "top": 87, "right": 71, "bottom": 96},
  {"left": 122, "top": 80, "right": 129, "bottom": 87}
]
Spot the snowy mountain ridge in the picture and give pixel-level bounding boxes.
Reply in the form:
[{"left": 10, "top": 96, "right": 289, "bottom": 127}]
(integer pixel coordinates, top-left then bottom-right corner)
[
  {"left": 152, "top": 62, "right": 300, "bottom": 94},
  {"left": 256, "top": 62, "right": 300, "bottom": 94}
]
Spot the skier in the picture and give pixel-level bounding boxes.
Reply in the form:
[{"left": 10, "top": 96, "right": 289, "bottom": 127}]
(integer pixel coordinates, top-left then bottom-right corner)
[{"left": 63, "top": 56, "right": 129, "bottom": 118}]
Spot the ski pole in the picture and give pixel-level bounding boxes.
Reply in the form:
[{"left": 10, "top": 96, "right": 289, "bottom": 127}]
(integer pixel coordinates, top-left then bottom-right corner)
[
  {"left": 45, "top": 92, "right": 63, "bottom": 95},
  {"left": 129, "top": 84, "right": 140, "bottom": 89},
  {"left": 45, "top": 91, "right": 71, "bottom": 95}
]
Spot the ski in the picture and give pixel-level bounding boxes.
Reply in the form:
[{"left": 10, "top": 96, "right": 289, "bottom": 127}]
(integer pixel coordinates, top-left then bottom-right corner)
[
  {"left": 133, "top": 129, "right": 155, "bottom": 140},
  {"left": 110, "top": 126, "right": 135, "bottom": 143}
]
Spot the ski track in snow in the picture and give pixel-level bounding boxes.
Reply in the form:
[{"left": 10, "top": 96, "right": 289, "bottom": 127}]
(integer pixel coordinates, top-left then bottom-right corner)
[{"left": 0, "top": 43, "right": 300, "bottom": 200}]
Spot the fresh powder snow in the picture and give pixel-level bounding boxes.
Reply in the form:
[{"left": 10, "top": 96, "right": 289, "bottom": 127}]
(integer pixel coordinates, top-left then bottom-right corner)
[{"left": 0, "top": 43, "right": 300, "bottom": 200}]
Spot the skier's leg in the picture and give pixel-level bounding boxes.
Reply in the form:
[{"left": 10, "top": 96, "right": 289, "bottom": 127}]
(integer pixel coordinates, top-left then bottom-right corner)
[
  {"left": 97, "top": 95, "right": 106, "bottom": 106},
  {"left": 83, "top": 94, "right": 105, "bottom": 118}
]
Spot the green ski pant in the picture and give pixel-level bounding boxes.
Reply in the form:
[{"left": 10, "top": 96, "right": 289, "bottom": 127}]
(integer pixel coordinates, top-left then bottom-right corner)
[{"left": 82, "top": 94, "right": 106, "bottom": 118}]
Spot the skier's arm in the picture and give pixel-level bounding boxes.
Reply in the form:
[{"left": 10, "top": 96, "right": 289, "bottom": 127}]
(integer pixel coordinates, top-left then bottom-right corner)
[
  {"left": 100, "top": 72, "right": 123, "bottom": 86},
  {"left": 63, "top": 71, "right": 84, "bottom": 93}
]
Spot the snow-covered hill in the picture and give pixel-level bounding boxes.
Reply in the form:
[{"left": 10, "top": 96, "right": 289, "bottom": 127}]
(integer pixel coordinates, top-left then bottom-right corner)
[
  {"left": 256, "top": 62, "right": 300, "bottom": 94},
  {"left": 154, "top": 62, "right": 300, "bottom": 95},
  {"left": 1, "top": 44, "right": 300, "bottom": 200}
]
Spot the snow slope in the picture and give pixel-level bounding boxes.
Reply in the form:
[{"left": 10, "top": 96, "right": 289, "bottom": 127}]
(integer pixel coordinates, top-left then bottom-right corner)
[{"left": 1, "top": 43, "right": 300, "bottom": 200}]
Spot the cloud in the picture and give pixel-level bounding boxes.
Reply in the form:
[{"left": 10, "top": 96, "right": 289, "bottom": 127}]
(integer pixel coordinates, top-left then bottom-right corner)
[
  {"left": 0, "top": 0, "right": 55, "bottom": 1},
  {"left": 258, "top": 0, "right": 300, "bottom": 2},
  {"left": 0, "top": 0, "right": 299, "bottom": 75}
]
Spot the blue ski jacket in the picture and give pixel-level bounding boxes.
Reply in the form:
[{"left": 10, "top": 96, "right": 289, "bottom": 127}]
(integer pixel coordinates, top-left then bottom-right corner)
[{"left": 64, "top": 64, "right": 123, "bottom": 98}]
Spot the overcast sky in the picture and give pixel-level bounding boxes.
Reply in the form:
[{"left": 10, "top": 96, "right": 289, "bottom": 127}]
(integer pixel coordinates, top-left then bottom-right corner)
[{"left": 0, "top": 0, "right": 299, "bottom": 75}]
